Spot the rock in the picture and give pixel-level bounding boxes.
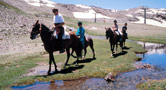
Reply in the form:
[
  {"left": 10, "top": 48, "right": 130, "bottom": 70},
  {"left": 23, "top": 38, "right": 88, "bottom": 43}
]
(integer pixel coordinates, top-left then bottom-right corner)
[
  {"left": 143, "top": 64, "right": 152, "bottom": 69},
  {"left": 135, "top": 57, "right": 142, "bottom": 61},
  {"left": 104, "top": 72, "right": 116, "bottom": 82},
  {"left": 134, "top": 63, "right": 153, "bottom": 69}
]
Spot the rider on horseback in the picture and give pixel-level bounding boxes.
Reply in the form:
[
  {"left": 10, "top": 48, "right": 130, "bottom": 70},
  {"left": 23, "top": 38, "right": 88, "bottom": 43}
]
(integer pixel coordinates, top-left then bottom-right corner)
[
  {"left": 122, "top": 23, "right": 128, "bottom": 39},
  {"left": 52, "top": 8, "right": 65, "bottom": 53},
  {"left": 76, "top": 22, "right": 85, "bottom": 49},
  {"left": 112, "top": 20, "right": 122, "bottom": 41}
]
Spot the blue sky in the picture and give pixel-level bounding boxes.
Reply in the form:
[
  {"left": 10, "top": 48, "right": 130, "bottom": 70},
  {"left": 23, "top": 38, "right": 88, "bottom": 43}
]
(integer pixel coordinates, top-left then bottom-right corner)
[{"left": 52, "top": 0, "right": 166, "bottom": 10}]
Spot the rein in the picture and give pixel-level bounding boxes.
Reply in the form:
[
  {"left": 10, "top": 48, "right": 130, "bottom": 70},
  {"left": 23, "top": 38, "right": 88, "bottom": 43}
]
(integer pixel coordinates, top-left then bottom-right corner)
[{"left": 39, "top": 24, "right": 42, "bottom": 32}]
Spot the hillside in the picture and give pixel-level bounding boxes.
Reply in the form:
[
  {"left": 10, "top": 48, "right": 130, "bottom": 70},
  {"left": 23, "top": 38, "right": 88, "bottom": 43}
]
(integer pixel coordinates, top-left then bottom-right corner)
[
  {"left": 0, "top": 0, "right": 52, "bottom": 55},
  {"left": 2, "top": 0, "right": 166, "bottom": 27},
  {"left": 0, "top": 0, "right": 166, "bottom": 55}
]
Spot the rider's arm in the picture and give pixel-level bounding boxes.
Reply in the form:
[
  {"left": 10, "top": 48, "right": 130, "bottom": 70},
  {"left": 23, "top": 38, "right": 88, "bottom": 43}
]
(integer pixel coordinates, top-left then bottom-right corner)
[
  {"left": 112, "top": 25, "right": 117, "bottom": 31},
  {"left": 54, "top": 22, "right": 65, "bottom": 27}
]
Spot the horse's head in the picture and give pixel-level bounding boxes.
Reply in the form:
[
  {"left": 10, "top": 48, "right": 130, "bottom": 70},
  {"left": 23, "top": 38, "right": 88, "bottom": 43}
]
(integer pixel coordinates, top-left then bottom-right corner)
[
  {"left": 105, "top": 28, "right": 113, "bottom": 40},
  {"left": 30, "top": 20, "right": 41, "bottom": 40}
]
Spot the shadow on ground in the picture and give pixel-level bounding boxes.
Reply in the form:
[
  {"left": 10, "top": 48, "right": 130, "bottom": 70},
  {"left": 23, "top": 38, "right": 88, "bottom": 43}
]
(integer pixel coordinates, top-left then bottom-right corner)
[{"left": 36, "top": 64, "right": 84, "bottom": 77}]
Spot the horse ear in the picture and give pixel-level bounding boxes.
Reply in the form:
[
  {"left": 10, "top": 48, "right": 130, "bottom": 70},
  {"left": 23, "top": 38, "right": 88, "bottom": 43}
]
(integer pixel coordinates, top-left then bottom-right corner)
[{"left": 35, "top": 20, "right": 39, "bottom": 25}]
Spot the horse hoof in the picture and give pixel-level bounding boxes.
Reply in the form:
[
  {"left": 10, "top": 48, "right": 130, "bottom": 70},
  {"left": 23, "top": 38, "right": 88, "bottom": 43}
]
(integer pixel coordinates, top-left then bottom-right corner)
[
  {"left": 73, "top": 61, "right": 78, "bottom": 65},
  {"left": 82, "top": 56, "right": 85, "bottom": 60},
  {"left": 74, "top": 62, "right": 78, "bottom": 66},
  {"left": 110, "top": 54, "right": 114, "bottom": 57},
  {"left": 93, "top": 57, "right": 96, "bottom": 60},
  {"left": 47, "top": 72, "right": 51, "bottom": 75},
  {"left": 55, "top": 68, "right": 58, "bottom": 72},
  {"left": 53, "top": 69, "right": 58, "bottom": 74}
]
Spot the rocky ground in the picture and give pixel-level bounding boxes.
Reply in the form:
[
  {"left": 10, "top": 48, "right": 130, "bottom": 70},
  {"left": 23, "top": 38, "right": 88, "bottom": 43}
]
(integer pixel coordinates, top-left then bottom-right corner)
[
  {"left": 0, "top": 2, "right": 52, "bottom": 56},
  {"left": 1, "top": 0, "right": 166, "bottom": 56}
]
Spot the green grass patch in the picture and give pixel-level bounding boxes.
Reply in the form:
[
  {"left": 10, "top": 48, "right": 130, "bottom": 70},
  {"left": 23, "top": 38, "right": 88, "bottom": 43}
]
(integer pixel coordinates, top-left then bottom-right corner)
[
  {"left": 86, "top": 30, "right": 105, "bottom": 36},
  {"left": 0, "top": 39, "right": 146, "bottom": 89},
  {"left": 0, "top": 54, "right": 46, "bottom": 89},
  {"left": 129, "top": 36, "right": 166, "bottom": 44},
  {"left": 137, "top": 79, "right": 166, "bottom": 90}
]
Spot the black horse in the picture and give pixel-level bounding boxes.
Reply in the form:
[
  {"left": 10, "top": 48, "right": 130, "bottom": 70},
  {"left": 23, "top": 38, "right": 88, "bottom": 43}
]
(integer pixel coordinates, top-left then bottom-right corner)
[
  {"left": 71, "top": 36, "right": 95, "bottom": 59},
  {"left": 105, "top": 28, "right": 123, "bottom": 56},
  {"left": 30, "top": 20, "right": 82, "bottom": 75},
  {"left": 122, "top": 30, "right": 127, "bottom": 47}
]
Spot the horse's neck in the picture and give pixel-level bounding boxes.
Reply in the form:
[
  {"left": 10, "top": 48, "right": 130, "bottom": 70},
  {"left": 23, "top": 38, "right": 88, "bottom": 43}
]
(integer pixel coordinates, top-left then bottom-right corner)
[
  {"left": 109, "top": 30, "right": 115, "bottom": 40},
  {"left": 40, "top": 25, "right": 51, "bottom": 45}
]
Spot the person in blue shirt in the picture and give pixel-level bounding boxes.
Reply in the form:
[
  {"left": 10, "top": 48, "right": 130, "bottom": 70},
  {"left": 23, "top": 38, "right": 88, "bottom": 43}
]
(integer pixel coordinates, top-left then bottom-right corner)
[{"left": 76, "top": 22, "right": 85, "bottom": 49}]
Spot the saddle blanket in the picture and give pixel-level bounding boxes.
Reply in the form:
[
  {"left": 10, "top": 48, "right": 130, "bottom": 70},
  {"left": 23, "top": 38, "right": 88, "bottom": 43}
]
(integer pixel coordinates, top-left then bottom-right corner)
[
  {"left": 115, "top": 30, "right": 122, "bottom": 35},
  {"left": 53, "top": 30, "right": 70, "bottom": 39}
]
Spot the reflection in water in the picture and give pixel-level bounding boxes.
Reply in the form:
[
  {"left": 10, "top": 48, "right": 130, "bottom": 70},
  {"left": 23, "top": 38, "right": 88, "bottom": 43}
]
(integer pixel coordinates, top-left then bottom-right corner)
[
  {"left": 12, "top": 80, "right": 64, "bottom": 90},
  {"left": 137, "top": 42, "right": 166, "bottom": 67},
  {"left": 12, "top": 70, "right": 166, "bottom": 90},
  {"left": 12, "top": 78, "right": 88, "bottom": 90},
  {"left": 137, "top": 42, "right": 166, "bottom": 54}
]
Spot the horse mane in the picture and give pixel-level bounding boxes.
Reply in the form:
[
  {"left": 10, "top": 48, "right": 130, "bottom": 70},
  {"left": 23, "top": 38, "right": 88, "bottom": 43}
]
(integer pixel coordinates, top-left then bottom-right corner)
[
  {"left": 41, "top": 24, "right": 51, "bottom": 32},
  {"left": 40, "top": 24, "right": 54, "bottom": 37}
]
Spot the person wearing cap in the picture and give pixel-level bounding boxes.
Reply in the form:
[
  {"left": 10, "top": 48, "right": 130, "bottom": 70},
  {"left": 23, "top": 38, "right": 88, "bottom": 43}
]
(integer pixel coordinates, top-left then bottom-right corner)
[
  {"left": 112, "top": 20, "right": 122, "bottom": 41},
  {"left": 76, "top": 22, "right": 85, "bottom": 48},
  {"left": 52, "top": 8, "right": 65, "bottom": 53}
]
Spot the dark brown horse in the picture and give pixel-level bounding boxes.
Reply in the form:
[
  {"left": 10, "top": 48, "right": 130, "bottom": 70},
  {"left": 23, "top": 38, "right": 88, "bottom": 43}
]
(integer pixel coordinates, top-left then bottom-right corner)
[
  {"left": 71, "top": 36, "right": 95, "bottom": 59},
  {"left": 30, "top": 20, "right": 82, "bottom": 75},
  {"left": 105, "top": 28, "right": 123, "bottom": 56}
]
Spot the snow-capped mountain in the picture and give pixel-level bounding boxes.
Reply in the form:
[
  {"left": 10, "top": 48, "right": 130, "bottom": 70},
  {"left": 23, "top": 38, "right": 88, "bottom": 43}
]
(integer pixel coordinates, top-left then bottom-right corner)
[{"left": 2, "top": 0, "right": 166, "bottom": 27}]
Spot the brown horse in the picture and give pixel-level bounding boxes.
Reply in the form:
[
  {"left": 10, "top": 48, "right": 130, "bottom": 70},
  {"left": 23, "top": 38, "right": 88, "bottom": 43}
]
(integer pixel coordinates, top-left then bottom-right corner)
[
  {"left": 30, "top": 20, "right": 82, "bottom": 75},
  {"left": 105, "top": 28, "right": 123, "bottom": 56},
  {"left": 71, "top": 36, "right": 95, "bottom": 59},
  {"left": 122, "top": 31, "right": 127, "bottom": 47}
]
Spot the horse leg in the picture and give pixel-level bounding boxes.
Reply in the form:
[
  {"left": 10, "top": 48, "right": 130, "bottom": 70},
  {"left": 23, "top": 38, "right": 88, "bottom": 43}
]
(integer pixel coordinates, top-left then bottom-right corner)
[
  {"left": 51, "top": 53, "right": 58, "bottom": 73},
  {"left": 120, "top": 40, "right": 123, "bottom": 51},
  {"left": 71, "top": 48, "right": 77, "bottom": 58},
  {"left": 110, "top": 43, "right": 114, "bottom": 56},
  {"left": 74, "top": 51, "right": 79, "bottom": 65},
  {"left": 48, "top": 52, "right": 53, "bottom": 75},
  {"left": 82, "top": 48, "right": 87, "bottom": 60},
  {"left": 113, "top": 43, "right": 115, "bottom": 53},
  {"left": 89, "top": 45, "right": 95, "bottom": 59},
  {"left": 64, "top": 48, "right": 70, "bottom": 67},
  {"left": 115, "top": 42, "right": 118, "bottom": 54},
  {"left": 110, "top": 43, "right": 112, "bottom": 55},
  {"left": 89, "top": 39, "right": 95, "bottom": 59},
  {"left": 124, "top": 39, "right": 126, "bottom": 47}
]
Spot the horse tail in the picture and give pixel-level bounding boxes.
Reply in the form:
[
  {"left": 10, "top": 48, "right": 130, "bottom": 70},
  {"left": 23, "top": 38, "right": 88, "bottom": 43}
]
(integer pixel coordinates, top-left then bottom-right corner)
[{"left": 88, "top": 37, "right": 93, "bottom": 47}]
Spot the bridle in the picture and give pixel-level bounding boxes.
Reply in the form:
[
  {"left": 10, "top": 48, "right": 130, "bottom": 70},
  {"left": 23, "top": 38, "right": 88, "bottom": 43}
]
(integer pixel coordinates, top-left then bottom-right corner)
[
  {"left": 39, "top": 23, "right": 42, "bottom": 32},
  {"left": 30, "top": 24, "right": 42, "bottom": 39}
]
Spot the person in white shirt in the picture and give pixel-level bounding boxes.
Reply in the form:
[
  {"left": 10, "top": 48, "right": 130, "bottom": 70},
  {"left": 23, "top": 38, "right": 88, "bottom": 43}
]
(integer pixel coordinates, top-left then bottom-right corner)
[
  {"left": 52, "top": 8, "right": 65, "bottom": 53},
  {"left": 111, "top": 20, "right": 122, "bottom": 41}
]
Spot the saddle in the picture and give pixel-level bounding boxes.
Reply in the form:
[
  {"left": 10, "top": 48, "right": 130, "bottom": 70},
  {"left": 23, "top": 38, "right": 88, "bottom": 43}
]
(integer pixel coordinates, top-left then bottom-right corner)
[{"left": 53, "top": 28, "right": 70, "bottom": 39}]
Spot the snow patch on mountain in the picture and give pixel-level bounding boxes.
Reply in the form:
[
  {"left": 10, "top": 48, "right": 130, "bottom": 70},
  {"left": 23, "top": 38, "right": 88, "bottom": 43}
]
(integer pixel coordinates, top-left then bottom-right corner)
[
  {"left": 23, "top": 0, "right": 55, "bottom": 7},
  {"left": 133, "top": 16, "right": 166, "bottom": 27},
  {"left": 126, "top": 14, "right": 133, "bottom": 17},
  {"left": 73, "top": 9, "right": 111, "bottom": 19},
  {"left": 76, "top": 4, "right": 91, "bottom": 9}
]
